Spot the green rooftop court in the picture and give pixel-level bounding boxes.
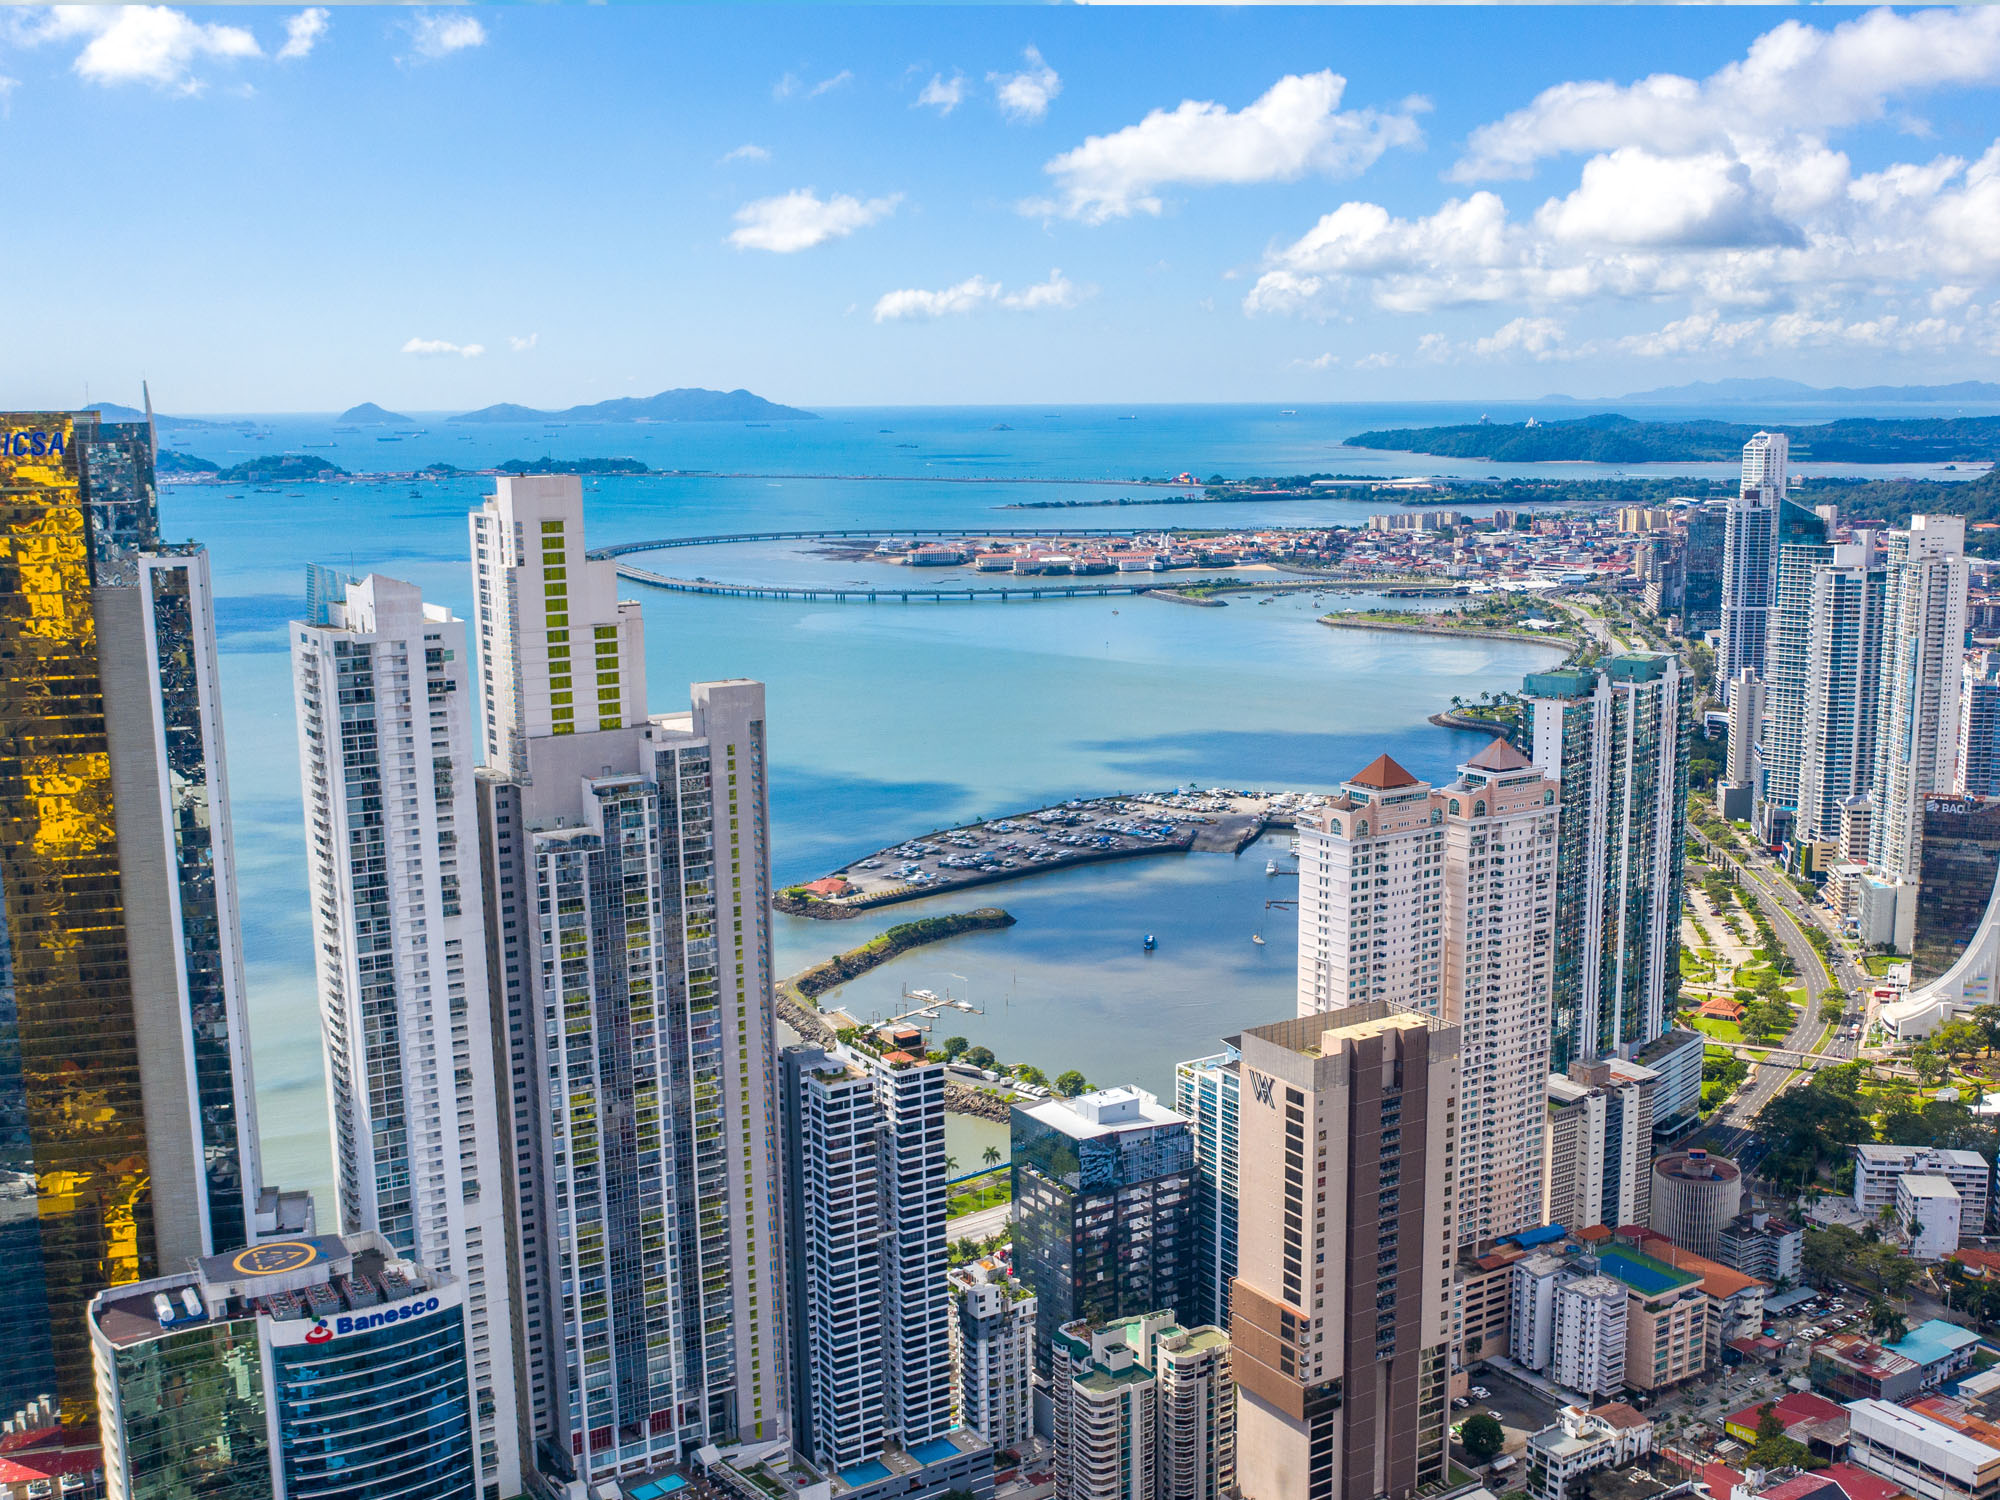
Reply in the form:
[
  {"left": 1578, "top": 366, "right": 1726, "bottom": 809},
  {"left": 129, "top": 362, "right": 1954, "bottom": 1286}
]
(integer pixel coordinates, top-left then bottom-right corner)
[{"left": 1596, "top": 1243, "right": 1700, "bottom": 1297}]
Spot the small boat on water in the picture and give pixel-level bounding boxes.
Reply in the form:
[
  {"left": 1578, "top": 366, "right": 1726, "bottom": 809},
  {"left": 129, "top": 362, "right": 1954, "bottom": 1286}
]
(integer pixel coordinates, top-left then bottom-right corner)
[
  {"left": 1142, "top": 933, "right": 1156, "bottom": 951},
  {"left": 1251, "top": 933, "right": 1266, "bottom": 945},
  {"left": 1265, "top": 859, "right": 1279, "bottom": 875}
]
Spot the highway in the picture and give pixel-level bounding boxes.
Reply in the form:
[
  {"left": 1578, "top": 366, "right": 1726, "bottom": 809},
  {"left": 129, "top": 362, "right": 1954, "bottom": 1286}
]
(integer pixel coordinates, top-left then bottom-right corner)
[{"left": 1689, "top": 823, "right": 1863, "bottom": 1161}]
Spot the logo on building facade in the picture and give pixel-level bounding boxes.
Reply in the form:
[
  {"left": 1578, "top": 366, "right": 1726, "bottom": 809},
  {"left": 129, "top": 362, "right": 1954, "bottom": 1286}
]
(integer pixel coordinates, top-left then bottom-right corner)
[
  {"left": 304, "top": 1320, "right": 332, "bottom": 1345},
  {"left": 1248, "top": 1070, "right": 1275, "bottom": 1107},
  {"left": 231, "top": 1241, "right": 320, "bottom": 1276}
]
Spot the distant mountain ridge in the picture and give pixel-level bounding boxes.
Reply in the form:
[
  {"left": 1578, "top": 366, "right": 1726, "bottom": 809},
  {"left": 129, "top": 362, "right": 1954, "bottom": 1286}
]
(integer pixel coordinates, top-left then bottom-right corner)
[
  {"left": 1547, "top": 377, "right": 2000, "bottom": 406},
  {"left": 85, "top": 402, "right": 217, "bottom": 428},
  {"left": 1345, "top": 411, "right": 2000, "bottom": 464},
  {"left": 449, "top": 387, "right": 817, "bottom": 424}
]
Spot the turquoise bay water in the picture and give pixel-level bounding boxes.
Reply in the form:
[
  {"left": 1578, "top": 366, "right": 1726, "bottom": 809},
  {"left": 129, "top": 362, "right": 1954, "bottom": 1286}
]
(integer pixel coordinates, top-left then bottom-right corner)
[{"left": 163, "top": 406, "right": 1593, "bottom": 1206}]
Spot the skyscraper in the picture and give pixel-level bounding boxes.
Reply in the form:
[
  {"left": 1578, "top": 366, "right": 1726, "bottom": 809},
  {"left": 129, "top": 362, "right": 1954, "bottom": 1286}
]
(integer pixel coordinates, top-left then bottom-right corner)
[
  {"left": 1011, "top": 1087, "right": 1195, "bottom": 1373},
  {"left": 1051, "top": 1311, "right": 1235, "bottom": 1500},
  {"left": 1718, "top": 431, "right": 1788, "bottom": 703},
  {"left": 1872, "top": 515, "right": 1970, "bottom": 881},
  {"left": 0, "top": 411, "right": 268, "bottom": 1433},
  {"left": 1174, "top": 1048, "right": 1241, "bottom": 1329},
  {"left": 1796, "top": 549, "right": 1887, "bottom": 847},
  {"left": 1954, "top": 651, "right": 2000, "bottom": 798},
  {"left": 1230, "top": 1008, "right": 1457, "bottom": 1500},
  {"left": 1757, "top": 507, "right": 1833, "bottom": 842},
  {"left": 291, "top": 574, "right": 521, "bottom": 1494},
  {"left": 782, "top": 1035, "right": 950, "bottom": 1471},
  {"left": 1544, "top": 1058, "right": 1657, "bottom": 1234},
  {"left": 1680, "top": 504, "right": 1726, "bottom": 636},
  {"left": 1525, "top": 655, "right": 1691, "bottom": 1069},
  {"left": 947, "top": 1256, "right": 1036, "bottom": 1451},
  {"left": 470, "top": 476, "right": 783, "bottom": 1484},
  {"left": 1295, "top": 743, "right": 1557, "bottom": 1249}
]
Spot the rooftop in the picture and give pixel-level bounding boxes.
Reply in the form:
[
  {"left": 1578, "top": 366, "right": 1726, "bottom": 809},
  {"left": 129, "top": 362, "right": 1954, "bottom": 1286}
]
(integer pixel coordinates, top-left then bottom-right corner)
[
  {"left": 1465, "top": 737, "right": 1533, "bottom": 772},
  {"left": 1597, "top": 1243, "right": 1702, "bottom": 1298},
  {"left": 1890, "top": 1319, "right": 1982, "bottom": 1367},
  {"left": 1349, "top": 753, "right": 1422, "bottom": 790}
]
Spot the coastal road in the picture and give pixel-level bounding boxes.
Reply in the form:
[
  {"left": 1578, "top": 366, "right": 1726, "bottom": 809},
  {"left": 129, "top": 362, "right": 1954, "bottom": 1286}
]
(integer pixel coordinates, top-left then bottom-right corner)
[{"left": 948, "top": 1201, "right": 1013, "bottom": 1244}]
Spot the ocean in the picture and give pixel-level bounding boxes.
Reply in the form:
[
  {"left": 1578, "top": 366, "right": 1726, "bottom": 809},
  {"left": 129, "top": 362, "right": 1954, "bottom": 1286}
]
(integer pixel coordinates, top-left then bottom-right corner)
[{"left": 155, "top": 400, "right": 1972, "bottom": 1202}]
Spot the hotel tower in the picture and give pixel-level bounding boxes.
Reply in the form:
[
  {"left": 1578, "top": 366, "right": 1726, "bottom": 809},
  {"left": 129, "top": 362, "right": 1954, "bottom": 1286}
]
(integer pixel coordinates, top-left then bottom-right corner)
[{"left": 470, "top": 476, "right": 784, "bottom": 1487}]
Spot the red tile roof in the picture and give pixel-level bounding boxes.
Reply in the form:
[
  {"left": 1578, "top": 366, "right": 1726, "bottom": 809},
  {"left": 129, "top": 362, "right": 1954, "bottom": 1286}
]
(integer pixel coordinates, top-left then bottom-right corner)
[
  {"left": 1592, "top": 1402, "right": 1649, "bottom": 1430},
  {"left": 1725, "top": 1391, "right": 1846, "bottom": 1433},
  {"left": 1701, "top": 1463, "right": 1746, "bottom": 1498},
  {"left": 1820, "top": 1464, "right": 1904, "bottom": 1500},
  {"left": 1349, "top": 753, "right": 1422, "bottom": 789},
  {"left": 1466, "top": 737, "right": 1534, "bottom": 772}
]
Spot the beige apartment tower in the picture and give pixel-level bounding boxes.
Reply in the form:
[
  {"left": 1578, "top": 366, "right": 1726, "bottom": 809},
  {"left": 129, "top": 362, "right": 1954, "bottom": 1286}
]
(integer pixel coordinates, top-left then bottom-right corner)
[
  {"left": 1231, "top": 1007, "right": 1458, "bottom": 1500},
  {"left": 1295, "top": 743, "right": 1558, "bottom": 1249}
]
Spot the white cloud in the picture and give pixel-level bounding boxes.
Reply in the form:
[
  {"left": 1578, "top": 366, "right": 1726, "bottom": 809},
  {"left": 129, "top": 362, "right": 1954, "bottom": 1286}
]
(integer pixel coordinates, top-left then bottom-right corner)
[
  {"left": 276, "top": 7, "right": 326, "bottom": 61},
  {"left": 1454, "top": 6, "right": 2000, "bottom": 182},
  {"left": 508, "top": 334, "right": 537, "bottom": 353},
  {"left": 728, "top": 189, "right": 900, "bottom": 253},
  {"left": 720, "top": 143, "right": 771, "bottom": 164},
  {"left": 809, "top": 69, "right": 852, "bottom": 99},
  {"left": 1471, "top": 316, "right": 1570, "bottom": 360},
  {"left": 1000, "top": 268, "right": 1084, "bottom": 310},
  {"left": 403, "top": 337, "right": 485, "bottom": 358},
  {"left": 1291, "top": 353, "right": 1340, "bottom": 371},
  {"left": 1534, "top": 149, "right": 1801, "bottom": 250},
  {"left": 31, "top": 6, "right": 261, "bottom": 92},
  {"left": 874, "top": 276, "right": 1000, "bottom": 322},
  {"left": 1032, "top": 71, "right": 1425, "bottom": 223},
  {"left": 872, "top": 268, "right": 1089, "bottom": 322},
  {"left": 406, "top": 12, "right": 485, "bottom": 62},
  {"left": 916, "top": 72, "right": 966, "bottom": 116},
  {"left": 990, "top": 46, "right": 1059, "bottom": 123}
]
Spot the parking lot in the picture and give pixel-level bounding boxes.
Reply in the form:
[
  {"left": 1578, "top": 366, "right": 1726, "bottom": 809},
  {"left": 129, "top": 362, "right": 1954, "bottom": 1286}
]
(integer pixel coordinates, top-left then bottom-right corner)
[{"left": 1453, "top": 1366, "right": 1566, "bottom": 1460}]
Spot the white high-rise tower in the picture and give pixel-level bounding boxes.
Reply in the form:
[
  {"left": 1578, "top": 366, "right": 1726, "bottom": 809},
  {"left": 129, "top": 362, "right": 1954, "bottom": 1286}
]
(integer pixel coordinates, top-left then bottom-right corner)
[
  {"left": 291, "top": 574, "right": 522, "bottom": 1495},
  {"left": 471, "top": 476, "right": 785, "bottom": 1487},
  {"left": 1718, "top": 431, "right": 1788, "bottom": 704},
  {"left": 1872, "top": 515, "right": 1970, "bottom": 881}
]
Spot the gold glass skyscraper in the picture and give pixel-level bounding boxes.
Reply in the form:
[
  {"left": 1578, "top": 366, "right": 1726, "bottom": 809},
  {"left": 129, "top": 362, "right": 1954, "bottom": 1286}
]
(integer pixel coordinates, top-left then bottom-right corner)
[{"left": 0, "top": 413, "right": 155, "bottom": 1424}]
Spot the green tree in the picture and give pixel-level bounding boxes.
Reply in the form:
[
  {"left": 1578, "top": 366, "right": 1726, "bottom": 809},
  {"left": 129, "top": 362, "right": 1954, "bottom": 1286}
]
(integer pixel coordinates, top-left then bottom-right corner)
[
  {"left": 1461, "top": 1414, "right": 1505, "bottom": 1464},
  {"left": 1013, "top": 1064, "right": 1048, "bottom": 1088},
  {"left": 963, "top": 1046, "right": 996, "bottom": 1069},
  {"left": 982, "top": 1145, "right": 1002, "bottom": 1168},
  {"left": 1054, "top": 1070, "right": 1090, "bottom": 1098},
  {"left": 945, "top": 1155, "right": 959, "bottom": 1177},
  {"left": 1804, "top": 1225, "right": 1863, "bottom": 1287},
  {"left": 1867, "top": 1297, "right": 1907, "bottom": 1338},
  {"left": 941, "top": 1036, "right": 970, "bottom": 1059}
]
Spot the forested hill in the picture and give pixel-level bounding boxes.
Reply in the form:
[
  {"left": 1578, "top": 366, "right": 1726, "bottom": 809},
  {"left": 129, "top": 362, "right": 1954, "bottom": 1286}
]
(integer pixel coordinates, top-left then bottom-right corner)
[{"left": 1344, "top": 412, "right": 2000, "bottom": 464}]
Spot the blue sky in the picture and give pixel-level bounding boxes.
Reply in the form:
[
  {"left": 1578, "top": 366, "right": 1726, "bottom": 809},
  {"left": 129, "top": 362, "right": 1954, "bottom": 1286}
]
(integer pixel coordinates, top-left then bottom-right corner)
[{"left": 5, "top": 4, "right": 2000, "bottom": 411}]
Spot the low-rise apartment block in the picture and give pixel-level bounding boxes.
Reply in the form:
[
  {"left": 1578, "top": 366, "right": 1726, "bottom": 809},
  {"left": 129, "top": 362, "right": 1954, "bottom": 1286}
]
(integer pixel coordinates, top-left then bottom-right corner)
[
  {"left": 1594, "top": 1243, "right": 1709, "bottom": 1392},
  {"left": 1853, "top": 1145, "right": 1991, "bottom": 1234},
  {"left": 1525, "top": 1403, "right": 1655, "bottom": 1500},
  {"left": 948, "top": 1256, "right": 1036, "bottom": 1451}
]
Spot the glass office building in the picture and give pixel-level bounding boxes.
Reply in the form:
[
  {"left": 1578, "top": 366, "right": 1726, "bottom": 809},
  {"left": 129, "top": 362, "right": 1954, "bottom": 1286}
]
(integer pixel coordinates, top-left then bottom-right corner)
[
  {"left": 91, "top": 1231, "right": 478, "bottom": 1500},
  {"left": 1174, "top": 1049, "right": 1241, "bottom": 1331},
  {"left": 0, "top": 413, "right": 154, "bottom": 1424},
  {"left": 1914, "top": 797, "right": 2000, "bottom": 982}
]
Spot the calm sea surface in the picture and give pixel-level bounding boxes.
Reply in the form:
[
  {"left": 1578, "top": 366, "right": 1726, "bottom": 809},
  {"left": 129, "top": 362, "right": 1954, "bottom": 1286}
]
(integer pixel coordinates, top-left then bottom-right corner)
[{"left": 158, "top": 401, "right": 1969, "bottom": 1206}]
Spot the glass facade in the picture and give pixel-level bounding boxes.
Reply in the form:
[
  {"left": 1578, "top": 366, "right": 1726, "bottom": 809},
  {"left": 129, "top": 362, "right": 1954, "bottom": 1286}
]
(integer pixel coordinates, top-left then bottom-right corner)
[
  {"left": 272, "top": 1305, "right": 477, "bottom": 1500},
  {"left": 1010, "top": 1104, "right": 1194, "bottom": 1374},
  {"left": 1174, "top": 1052, "right": 1239, "bottom": 1330},
  {"left": 1914, "top": 797, "right": 2000, "bottom": 981},
  {"left": 0, "top": 413, "right": 155, "bottom": 1423},
  {"left": 147, "top": 555, "right": 251, "bottom": 1255},
  {"left": 110, "top": 1317, "right": 268, "bottom": 1500}
]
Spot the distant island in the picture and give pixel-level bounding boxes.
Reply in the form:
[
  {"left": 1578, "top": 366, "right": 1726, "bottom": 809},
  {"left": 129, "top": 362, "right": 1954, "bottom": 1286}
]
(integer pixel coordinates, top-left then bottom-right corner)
[
  {"left": 1554, "top": 377, "right": 2000, "bottom": 407},
  {"left": 214, "top": 454, "right": 350, "bottom": 483},
  {"left": 1344, "top": 412, "right": 2000, "bottom": 465},
  {"left": 450, "top": 387, "right": 817, "bottom": 424},
  {"left": 86, "top": 402, "right": 216, "bottom": 429},
  {"left": 497, "top": 456, "right": 649, "bottom": 475},
  {"left": 337, "top": 402, "right": 411, "bottom": 425},
  {"left": 156, "top": 450, "right": 220, "bottom": 475}
]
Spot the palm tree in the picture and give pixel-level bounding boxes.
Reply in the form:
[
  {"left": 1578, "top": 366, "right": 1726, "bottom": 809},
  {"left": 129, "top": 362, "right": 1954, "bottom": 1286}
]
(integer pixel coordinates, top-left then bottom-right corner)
[
  {"left": 983, "top": 1145, "right": 1002, "bottom": 1169},
  {"left": 944, "top": 1155, "right": 959, "bottom": 1177}
]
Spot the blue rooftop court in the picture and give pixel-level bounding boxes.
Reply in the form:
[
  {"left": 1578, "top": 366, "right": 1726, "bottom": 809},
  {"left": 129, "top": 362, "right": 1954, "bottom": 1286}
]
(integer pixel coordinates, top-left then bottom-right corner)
[
  {"left": 907, "top": 1439, "right": 961, "bottom": 1467},
  {"left": 630, "top": 1480, "right": 688, "bottom": 1500},
  {"left": 841, "top": 1461, "right": 895, "bottom": 1486},
  {"left": 1890, "top": 1318, "right": 1979, "bottom": 1367},
  {"left": 1597, "top": 1244, "right": 1698, "bottom": 1297}
]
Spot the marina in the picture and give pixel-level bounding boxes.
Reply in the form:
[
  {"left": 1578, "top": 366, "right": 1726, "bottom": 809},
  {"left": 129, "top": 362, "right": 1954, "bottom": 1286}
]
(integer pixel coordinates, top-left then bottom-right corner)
[{"left": 779, "top": 787, "right": 1324, "bottom": 917}]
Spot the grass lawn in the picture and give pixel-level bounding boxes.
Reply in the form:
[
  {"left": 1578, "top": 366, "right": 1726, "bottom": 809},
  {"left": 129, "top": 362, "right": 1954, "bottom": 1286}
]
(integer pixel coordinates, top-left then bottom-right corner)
[
  {"left": 947, "top": 1176, "right": 1012, "bottom": 1218},
  {"left": 1691, "top": 1016, "right": 1749, "bottom": 1045},
  {"left": 1863, "top": 955, "right": 1901, "bottom": 976}
]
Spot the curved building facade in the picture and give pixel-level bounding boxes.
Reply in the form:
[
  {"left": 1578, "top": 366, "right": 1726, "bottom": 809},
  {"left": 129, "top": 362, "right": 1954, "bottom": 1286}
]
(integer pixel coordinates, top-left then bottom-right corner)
[
  {"left": 90, "top": 1233, "right": 477, "bottom": 1500},
  {"left": 1647, "top": 1151, "right": 1743, "bottom": 1258}
]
